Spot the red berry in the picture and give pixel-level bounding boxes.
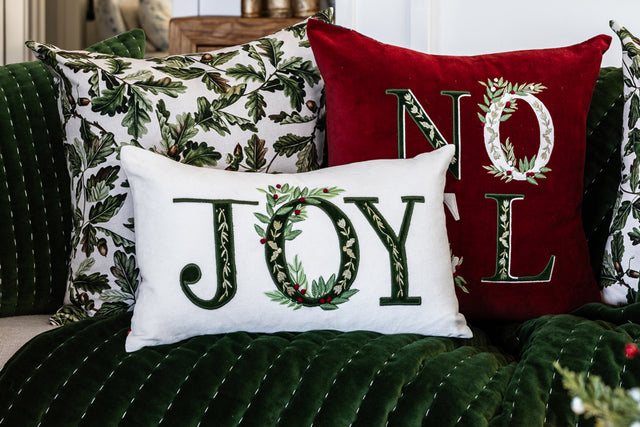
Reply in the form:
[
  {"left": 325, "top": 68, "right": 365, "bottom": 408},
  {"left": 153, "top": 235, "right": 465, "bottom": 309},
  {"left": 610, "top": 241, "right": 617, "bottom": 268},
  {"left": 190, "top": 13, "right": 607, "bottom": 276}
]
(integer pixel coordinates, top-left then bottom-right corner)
[
  {"left": 276, "top": 184, "right": 281, "bottom": 189},
  {"left": 625, "top": 343, "right": 639, "bottom": 359},
  {"left": 299, "top": 197, "right": 306, "bottom": 203},
  {"left": 294, "top": 284, "right": 300, "bottom": 290},
  {"left": 273, "top": 194, "right": 278, "bottom": 200},
  {"left": 506, "top": 170, "right": 512, "bottom": 176},
  {"left": 326, "top": 297, "right": 332, "bottom": 302},
  {"left": 323, "top": 188, "right": 329, "bottom": 193},
  {"left": 295, "top": 209, "right": 301, "bottom": 215},
  {"left": 505, "top": 101, "right": 511, "bottom": 108},
  {"left": 510, "top": 90, "right": 515, "bottom": 94},
  {"left": 300, "top": 289, "right": 306, "bottom": 295},
  {"left": 320, "top": 298, "right": 326, "bottom": 304},
  {"left": 260, "top": 238, "right": 266, "bottom": 244},
  {"left": 297, "top": 298, "right": 303, "bottom": 303}
]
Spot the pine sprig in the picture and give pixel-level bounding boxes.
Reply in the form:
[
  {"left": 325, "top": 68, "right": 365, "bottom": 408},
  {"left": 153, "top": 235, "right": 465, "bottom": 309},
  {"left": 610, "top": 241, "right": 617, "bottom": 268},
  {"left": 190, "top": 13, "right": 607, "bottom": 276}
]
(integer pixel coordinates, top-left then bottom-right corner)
[{"left": 555, "top": 361, "right": 640, "bottom": 426}]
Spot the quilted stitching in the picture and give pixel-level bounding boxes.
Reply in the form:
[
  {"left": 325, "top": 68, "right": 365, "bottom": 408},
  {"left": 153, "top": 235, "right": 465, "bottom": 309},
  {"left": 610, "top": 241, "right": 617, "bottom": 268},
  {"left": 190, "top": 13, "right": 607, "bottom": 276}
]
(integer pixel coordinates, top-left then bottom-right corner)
[
  {"left": 0, "top": 30, "right": 146, "bottom": 317},
  {"left": 1, "top": 304, "right": 638, "bottom": 426}
]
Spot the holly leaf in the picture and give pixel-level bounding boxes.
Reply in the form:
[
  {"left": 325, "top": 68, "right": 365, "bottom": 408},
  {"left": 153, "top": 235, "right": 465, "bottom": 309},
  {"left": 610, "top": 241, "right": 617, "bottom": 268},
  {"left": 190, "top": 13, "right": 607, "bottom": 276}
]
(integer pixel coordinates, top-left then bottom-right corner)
[
  {"left": 96, "top": 226, "right": 135, "bottom": 254},
  {"left": 288, "top": 60, "right": 321, "bottom": 86},
  {"left": 257, "top": 38, "right": 284, "bottom": 67},
  {"left": 91, "top": 84, "right": 127, "bottom": 117},
  {"left": 625, "top": 128, "right": 640, "bottom": 157},
  {"left": 122, "top": 86, "right": 152, "bottom": 139},
  {"left": 67, "top": 142, "right": 84, "bottom": 178},
  {"left": 181, "top": 141, "right": 222, "bottom": 166},
  {"left": 154, "top": 66, "right": 205, "bottom": 80},
  {"left": 612, "top": 231, "right": 625, "bottom": 263},
  {"left": 296, "top": 143, "right": 319, "bottom": 172},
  {"left": 273, "top": 134, "right": 312, "bottom": 157},
  {"left": 89, "top": 193, "right": 127, "bottom": 224},
  {"left": 195, "top": 99, "right": 230, "bottom": 136},
  {"left": 105, "top": 57, "right": 132, "bottom": 75},
  {"left": 201, "top": 71, "right": 231, "bottom": 93},
  {"left": 269, "top": 111, "right": 314, "bottom": 124},
  {"left": 630, "top": 227, "right": 640, "bottom": 246},
  {"left": 276, "top": 74, "right": 305, "bottom": 111},
  {"left": 86, "top": 133, "right": 116, "bottom": 170},
  {"left": 246, "top": 91, "right": 267, "bottom": 122},
  {"left": 204, "top": 50, "right": 240, "bottom": 67},
  {"left": 611, "top": 201, "right": 632, "bottom": 232},
  {"left": 227, "top": 63, "right": 266, "bottom": 83},
  {"left": 161, "top": 56, "right": 196, "bottom": 68},
  {"left": 133, "top": 76, "right": 187, "bottom": 97},
  {"left": 630, "top": 94, "right": 640, "bottom": 129},
  {"left": 73, "top": 272, "right": 110, "bottom": 294},
  {"left": 172, "top": 112, "right": 200, "bottom": 149},
  {"left": 80, "top": 223, "right": 97, "bottom": 256},
  {"left": 94, "top": 301, "right": 129, "bottom": 317},
  {"left": 110, "top": 250, "right": 139, "bottom": 295},
  {"left": 220, "top": 111, "right": 258, "bottom": 133},
  {"left": 245, "top": 134, "right": 267, "bottom": 171}
]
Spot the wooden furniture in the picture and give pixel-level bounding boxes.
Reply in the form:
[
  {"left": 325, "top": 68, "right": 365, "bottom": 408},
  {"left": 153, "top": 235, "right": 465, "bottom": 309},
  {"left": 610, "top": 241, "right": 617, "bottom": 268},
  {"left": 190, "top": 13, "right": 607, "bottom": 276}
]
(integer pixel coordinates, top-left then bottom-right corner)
[{"left": 168, "top": 16, "right": 300, "bottom": 55}]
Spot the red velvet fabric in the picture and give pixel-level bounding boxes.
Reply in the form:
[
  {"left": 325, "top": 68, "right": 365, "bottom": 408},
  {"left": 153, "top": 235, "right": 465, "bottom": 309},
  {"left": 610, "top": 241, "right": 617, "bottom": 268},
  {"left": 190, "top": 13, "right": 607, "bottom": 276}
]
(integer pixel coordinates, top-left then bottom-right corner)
[{"left": 308, "top": 19, "right": 611, "bottom": 320}]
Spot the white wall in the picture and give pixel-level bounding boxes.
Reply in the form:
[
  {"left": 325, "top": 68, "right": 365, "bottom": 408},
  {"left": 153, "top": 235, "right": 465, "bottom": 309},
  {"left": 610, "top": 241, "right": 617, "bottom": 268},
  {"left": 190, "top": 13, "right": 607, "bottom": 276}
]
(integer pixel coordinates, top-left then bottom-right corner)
[
  {"left": 334, "top": 0, "right": 640, "bottom": 67},
  {"left": 172, "top": 0, "right": 240, "bottom": 17}
]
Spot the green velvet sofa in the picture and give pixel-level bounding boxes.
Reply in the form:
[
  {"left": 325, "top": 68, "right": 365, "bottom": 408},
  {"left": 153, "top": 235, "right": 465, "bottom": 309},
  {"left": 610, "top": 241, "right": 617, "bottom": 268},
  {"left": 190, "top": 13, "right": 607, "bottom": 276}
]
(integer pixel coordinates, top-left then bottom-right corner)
[{"left": 0, "top": 31, "right": 639, "bottom": 425}]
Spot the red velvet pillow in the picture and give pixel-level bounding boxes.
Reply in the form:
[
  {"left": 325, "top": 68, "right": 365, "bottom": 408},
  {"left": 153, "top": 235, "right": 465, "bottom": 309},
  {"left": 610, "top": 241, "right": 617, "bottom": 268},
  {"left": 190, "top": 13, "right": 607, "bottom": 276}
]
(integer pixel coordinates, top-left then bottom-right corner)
[{"left": 307, "top": 19, "right": 611, "bottom": 320}]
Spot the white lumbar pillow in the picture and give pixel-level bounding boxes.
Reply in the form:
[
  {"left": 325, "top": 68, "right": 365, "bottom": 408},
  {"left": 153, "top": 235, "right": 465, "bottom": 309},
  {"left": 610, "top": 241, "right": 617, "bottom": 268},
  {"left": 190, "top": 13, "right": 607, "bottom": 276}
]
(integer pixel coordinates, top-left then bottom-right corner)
[{"left": 121, "top": 144, "right": 471, "bottom": 352}]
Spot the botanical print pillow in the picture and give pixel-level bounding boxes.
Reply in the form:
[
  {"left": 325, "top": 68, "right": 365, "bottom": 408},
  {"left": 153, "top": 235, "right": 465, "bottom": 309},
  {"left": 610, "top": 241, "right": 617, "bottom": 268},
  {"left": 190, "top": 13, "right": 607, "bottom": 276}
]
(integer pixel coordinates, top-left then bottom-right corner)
[
  {"left": 600, "top": 21, "right": 640, "bottom": 305},
  {"left": 120, "top": 145, "right": 471, "bottom": 351},
  {"left": 27, "top": 9, "right": 333, "bottom": 324},
  {"left": 308, "top": 19, "right": 609, "bottom": 320}
]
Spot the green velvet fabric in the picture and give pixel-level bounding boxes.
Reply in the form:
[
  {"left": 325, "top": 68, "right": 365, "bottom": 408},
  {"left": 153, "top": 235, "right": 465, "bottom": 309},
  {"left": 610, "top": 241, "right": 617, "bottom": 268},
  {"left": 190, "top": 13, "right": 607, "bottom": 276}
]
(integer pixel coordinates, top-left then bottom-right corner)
[
  {"left": 582, "top": 66, "right": 624, "bottom": 280},
  {"left": 1, "top": 303, "right": 638, "bottom": 426},
  {"left": 0, "top": 30, "right": 146, "bottom": 317}
]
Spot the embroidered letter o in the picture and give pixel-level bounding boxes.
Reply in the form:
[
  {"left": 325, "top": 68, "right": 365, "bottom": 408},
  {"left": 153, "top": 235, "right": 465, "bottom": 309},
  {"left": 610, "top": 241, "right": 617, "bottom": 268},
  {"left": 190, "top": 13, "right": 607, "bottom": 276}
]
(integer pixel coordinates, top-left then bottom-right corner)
[
  {"left": 264, "top": 197, "right": 359, "bottom": 306},
  {"left": 483, "top": 92, "right": 554, "bottom": 181}
]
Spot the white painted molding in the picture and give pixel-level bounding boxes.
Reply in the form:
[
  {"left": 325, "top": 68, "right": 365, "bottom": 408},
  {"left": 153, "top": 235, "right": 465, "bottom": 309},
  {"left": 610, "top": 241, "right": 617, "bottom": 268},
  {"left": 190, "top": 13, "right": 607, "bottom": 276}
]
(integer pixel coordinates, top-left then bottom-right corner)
[
  {"left": 0, "top": 0, "right": 5, "bottom": 64},
  {"left": 5, "top": 0, "right": 27, "bottom": 64},
  {"left": 172, "top": 0, "right": 198, "bottom": 17}
]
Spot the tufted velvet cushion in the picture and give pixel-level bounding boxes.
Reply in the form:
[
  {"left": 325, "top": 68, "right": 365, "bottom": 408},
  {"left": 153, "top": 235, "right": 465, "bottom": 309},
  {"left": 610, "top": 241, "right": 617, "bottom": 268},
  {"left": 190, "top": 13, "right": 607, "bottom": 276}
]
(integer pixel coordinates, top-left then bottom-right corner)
[{"left": 0, "top": 29, "right": 146, "bottom": 318}]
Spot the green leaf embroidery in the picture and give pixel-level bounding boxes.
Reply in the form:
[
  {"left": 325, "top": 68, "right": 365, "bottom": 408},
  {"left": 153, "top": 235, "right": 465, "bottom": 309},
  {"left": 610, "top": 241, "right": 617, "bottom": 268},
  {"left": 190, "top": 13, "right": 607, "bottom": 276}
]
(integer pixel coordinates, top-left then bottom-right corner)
[
  {"left": 269, "top": 111, "right": 315, "bottom": 124},
  {"left": 276, "top": 74, "right": 305, "bottom": 110},
  {"left": 133, "top": 76, "right": 187, "bottom": 97},
  {"left": 246, "top": 91, "right": 267, "bottom": 122},
  {"left": 105, "top": 57, "right": 132, "bottom": 75},
  {"left": 88, "top": 193, "right": 127, "bottom": 224},
  {"left": 154, "top": 66, "right": 205, "bottom": 80},
  {"left": 91, "top": 84, "right": 127, "bottom": 117},
  {"left": 181, "top": 141, "right": 222, "bottom": 166},
  {"left": 257, "top": 38, "right": 285, "bottom": 67},
  {"left": 110, "top": 250, "right": 139, "bottom": 296},
  {"left": 201, "top": 50, "right": 239, "bottom": 67},
  {"left": 73, "top": 272, "right": 110, "bottom": 294},
  {"left": 201, "top": 71, "right": 231, "bottom": 93},
  {"left": 122, "top": 86, "right": 152, "bottom": 139},
  {"left": 273, "top": 134, "right": 312, "bottom": 157},
  {"left": 227, "top": 63, "right": 266, "bottom": 83},
  {"left": 245, "top": 134, "right": 268, "bottom": 170}
]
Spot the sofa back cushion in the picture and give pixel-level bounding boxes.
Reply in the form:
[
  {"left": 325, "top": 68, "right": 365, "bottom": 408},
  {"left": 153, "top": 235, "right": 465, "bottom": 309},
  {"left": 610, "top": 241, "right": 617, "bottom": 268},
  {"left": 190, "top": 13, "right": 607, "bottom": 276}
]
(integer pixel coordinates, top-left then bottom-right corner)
[{"left": 0, "top": 29, "right": 146, "bottom": 317}]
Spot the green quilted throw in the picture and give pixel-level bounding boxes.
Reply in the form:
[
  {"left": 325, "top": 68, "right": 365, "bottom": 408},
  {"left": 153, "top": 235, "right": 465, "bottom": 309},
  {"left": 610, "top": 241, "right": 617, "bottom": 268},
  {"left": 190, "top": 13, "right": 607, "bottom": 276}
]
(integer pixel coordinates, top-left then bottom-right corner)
[{"left": 1, "top": 303, "right": 638, "bottom": 426}]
